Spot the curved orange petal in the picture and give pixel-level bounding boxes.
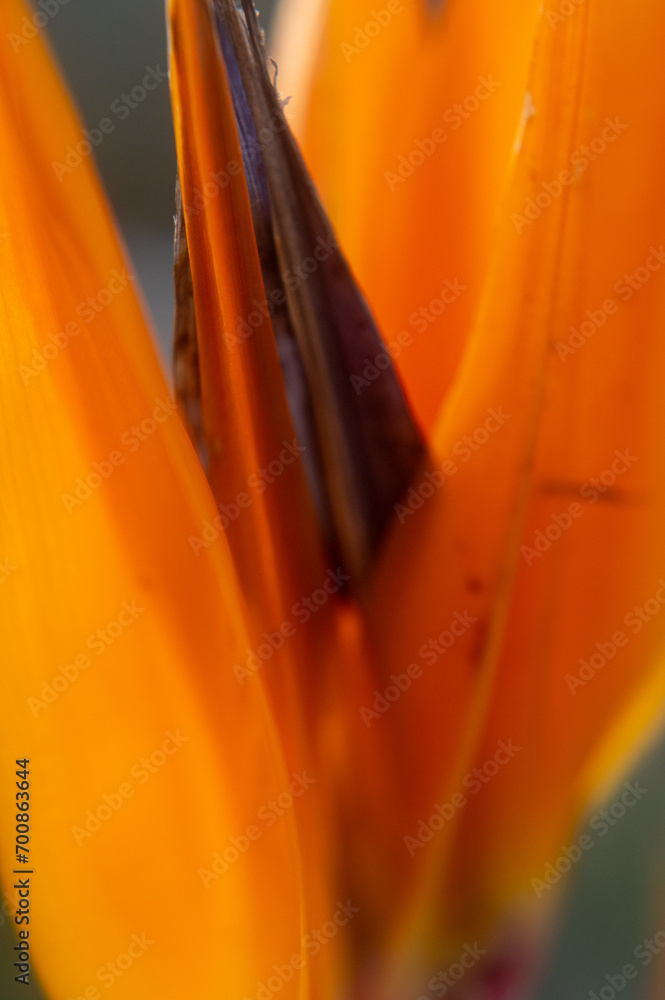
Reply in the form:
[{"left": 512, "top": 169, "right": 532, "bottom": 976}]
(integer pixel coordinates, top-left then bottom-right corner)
[
  {"left": 169, "top": 0, "right": 327, "bottom": 632},
  {"left": 168, "top": 9, "right": 370, "bottom": 993},
  {"left": 273, "top": 0, "right": 543, "bottom": 431},
  {"left": 441, "top": 0, "right": 665, "bottom": 948},
  {"left": 341, "top": 0, "right": 665, "bottom": 988},
  {"left": 168, "top": 0, "right": 338, "bottom": 774},
  {"left": 0, "top": 4, "right": 308, "bottom": 997}
]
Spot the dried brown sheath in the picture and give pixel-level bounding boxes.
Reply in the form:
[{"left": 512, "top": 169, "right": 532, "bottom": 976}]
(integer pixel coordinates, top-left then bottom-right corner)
[{"left": 175, "top": 0, "right": 426, "bottom": 583}]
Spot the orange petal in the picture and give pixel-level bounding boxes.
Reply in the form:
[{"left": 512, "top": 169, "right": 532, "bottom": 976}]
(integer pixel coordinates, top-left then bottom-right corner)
[
  {"left": 355, "top": 0, "right": 665, "bottom": 986},
  {"left": 168, "top": 0, "right": 327, "bottom": 637},
  {"left": 0, "top": 4, "right": 307, "bottom": 997},
  {"left": 442, "top": 0, "right": 665, "bottom": 946},
  {"left": 273, "top": 0, "right": 544, "bottom": 430},
  {"left": 169, "top": 12, "right": 369, "bottom": 992}
]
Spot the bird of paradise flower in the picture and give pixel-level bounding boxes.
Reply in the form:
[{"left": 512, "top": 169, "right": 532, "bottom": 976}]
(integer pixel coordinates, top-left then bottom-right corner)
[{"left": 2, "top": 0, "right": 665, "bottom": 999}]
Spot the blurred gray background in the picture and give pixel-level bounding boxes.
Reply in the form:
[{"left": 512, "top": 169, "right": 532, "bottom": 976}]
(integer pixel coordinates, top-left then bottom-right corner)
[{"left": 3, "top": 1, "right": 665, "bottom": 998}]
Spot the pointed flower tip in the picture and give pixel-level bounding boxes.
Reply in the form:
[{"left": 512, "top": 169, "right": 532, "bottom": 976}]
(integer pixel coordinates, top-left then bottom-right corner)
[{"left": 171, "top": 0, "right": 426, "bottom": 588}]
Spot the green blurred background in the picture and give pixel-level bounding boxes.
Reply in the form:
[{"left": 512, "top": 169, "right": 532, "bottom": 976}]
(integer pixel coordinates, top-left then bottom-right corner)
[{"left": 3, "top": 1, "right": 665, "bottom": 998}]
